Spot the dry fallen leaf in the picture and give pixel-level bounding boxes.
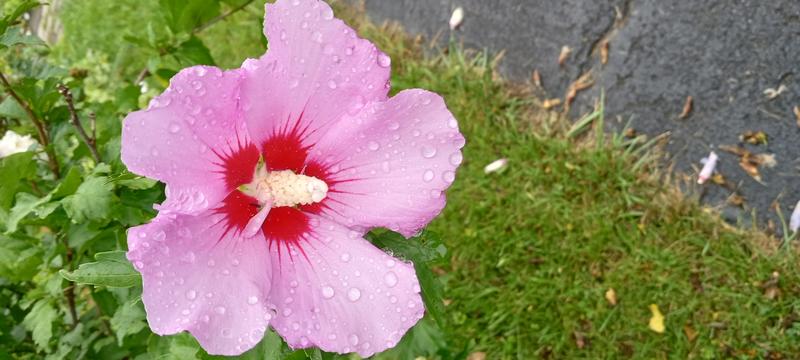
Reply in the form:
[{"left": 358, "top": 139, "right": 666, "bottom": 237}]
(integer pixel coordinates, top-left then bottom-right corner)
[
  {"left": 763, "top": 271, "right": 781, "bottom": 300},
  {"left": 599, "top": 40, "right": 609, "bottom": 65},
  {"left": 532, "top": 69, "right": 542, "bottom": 87},
  {"left": 558, "top": 46, "right": 572, "bottom": 66},
  {"left": 793, "top": 105, "right": 800, "bottom": 128},
  {"left": 683, "top": 324, "right": 698, "bottom": 342},
  {"left": 564, "top": 71, "right": 594, "bottom": 111},
  {"left": 719, "top": 145, "right": 776, "bottom": 183},
  {"left": 648, "top": 304, "right": 665, "bottom": 333},
  {"left": 763, "top": 84, "right": 787, "bottom": 99},
  {"left": 466, "top": 352, "right": 487, "bottom": 360},
  {"left": 573, "top": 331, "right": 586, "bottom": 349},
  {"left": 623, "top": 128, "right": 637, "bottom": 138},
  {"left": 740, "top": 130, "right": 768, "bottom": 145},
  {"left": 542, "top": 98, "right": 562, "bottom": 110},
  {"left": 727, "top": 193, "right": 745, "bottom": 207},
  {"left": 679, "top": 96, "right": 693, "bottom": 119},
  {"left": 605, "top": 288, "right": 617, "bottom": 306}
]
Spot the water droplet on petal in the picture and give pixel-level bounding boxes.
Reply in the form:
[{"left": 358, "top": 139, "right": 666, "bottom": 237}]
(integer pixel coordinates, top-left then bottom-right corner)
[
  {"left": 322, "top": 286, "right": 335, "bottom": 299},
  {"left": 169, "top": 123, "right": 181, "bottom": 133},
  {"left": 347, "top": 288, "right": 361, "bottom": 302},
  {"left": 423, "top": 169, "right": 435, "bottom": 182},
  {"left": 321, "top": 6, "right": 334, "bottom": 19},
  {"left": 248, "top": 296, "right": 259, "bottom": 305},
  {"left": 311, "top": 31, "right": 323, "bottom": 43},
  {"left": 443, "top": 170, "right": 456, "bottom": 183},
  {"left": 368, "top": 141, "right": 380, "bottom": 151},
  {"left": 340, "top": 253, "right": 351, "bottom": 262},
  {"left": 377, "top": 53, "right": 391, "bottom": 67},
  {"left": 388, "top": 121, "right": 400, "bottom": 130},
  {"left": 384, "top": 272, "right": 398, "bottom": 287},
  {"left": 215, "top": 306, "right": 226, "bottom": 315},
  {"left": 186, "top": 290, "right": 197, "bottom": 300},
  {"left": 421, "top": 145, "right": 437, "bottom": 158},
  {"left": 449, "top": 152, "right": 463, "bottom": 165},
  {"left": 349, "top": 334, "right": 360, "bottom": 345},
  {"left": 327, "top": 79, "right": 337, "bottom": 89}
]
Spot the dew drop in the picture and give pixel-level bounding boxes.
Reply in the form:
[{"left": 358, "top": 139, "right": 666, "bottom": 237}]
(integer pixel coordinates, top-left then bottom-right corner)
[
  {"left": 421, "top": 145, "right": 437, "bottom": 158},
  {"left": 377, "top": 53, "right": 391, "bottom": 67},
  {"left": 215, "top": 306, "right": 227, "bottom": 315},
  {"left": 349, "top": 334, "right": 360, "bottom": 346},
  {"left": 347, "top": 288, "right": 362, "bottom": 302},
  {"left": 368, "top": 141, "right": 380, "bottom": 151},
  {"left": 443, "top": 171, "right": 456, "bottom": 183},
  {"left": 169, "top": 123, "right": 181, "bottom": 133},
  {"left": 423, "top": 169, "right": 435, "bottom": 182},
  {"left": 322, "top": 286, "right": 335, "bottom": 299},
  {"left": 321, "top": 6, "right": 334, "bottom": 19},
  {"left": 311, "top": 31, "right": 323, "bottom": 43},
  {"left": 449, "top": 152, "right": 463, "bottom": 165},
  {"left": 388, "top": 121, "right": 400, "bottom": 130},
  {"left": 384, "top": 272, "right": 398, "bottom": 287},
  {"left": 248, "top": 296, "right": 259, "bottom": 305},
  {"left": 340, "top": 253, "right": 351, "bottom": 262},
  {"left": 186, "top": 290, "right": 197, "bottom": 300},
  {"left": 448, "top": 117, "right": 459, "bottom": 129},
  {"left": 327, "top": 79, "right": 337, "bottom": 89}
]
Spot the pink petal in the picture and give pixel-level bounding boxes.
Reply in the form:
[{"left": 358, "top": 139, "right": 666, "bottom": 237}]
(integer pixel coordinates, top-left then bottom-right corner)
[
  {"left": 310, "top": 89, "right": 465, "bottom": 236},
  {"left": 267, "top": 214, "right": 424, "bottom": 357},
  {"left": 240, "top": 0, "right": 391, "bottom": 153},
  {"left": 127, "top": 211, "right": 273, "bottom": 355},
  {"left": 122, "top": 66, "right": 251, "bottom": 214}
]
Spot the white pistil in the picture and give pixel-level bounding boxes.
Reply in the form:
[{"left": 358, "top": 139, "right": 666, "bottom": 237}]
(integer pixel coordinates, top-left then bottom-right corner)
[{"left": 241, "top": 166, "right": 328, "bottom": 208}]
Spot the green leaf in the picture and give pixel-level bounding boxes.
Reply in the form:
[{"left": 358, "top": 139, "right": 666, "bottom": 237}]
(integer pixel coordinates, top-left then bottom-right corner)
[
  {"left": 59, "top": 250, "right": 141, "bottom": 288},
  {"left": 0, "top": 0, "right": 41, "bottom": 35},
  {"left": 174, "top": 36, "right": 215, "bottom": 66},
  {"left": 0, "top": 27, "right": 45, "bottom": 48},
  {"left": 201, "top": 329, "right": 285, "bottom": 360},
  {"left": 0, "top": 151, "right": 36, "bottom": 210},
  {"left": 159, "top": 0, "right": 220, "bottom": 33},
  {"left": 368, "top": 231, "right": 448, "bottom": 327},
  {"left": 0, "top": 96, "right": 27, "bottom": 119},
  {"left": 148, "top": 332, "right": 201, "bottom": 360},
  {"left": 21, "top": 300, "right": 57, "bottom": 350},
  {"left": 51, "top": 167, "right": 83, "bottom": 199},
  {"left": 61, "top": 176, "right": 114, "bottom": 223},
  {"left": 0, "top": 234, "right": 42, "bottom": 281},
  {"left": 110, "top": 298, "right": 147, "bottom": 345},
  {"left": 4, "top": 192, "right": 52, "bottom": 234}
]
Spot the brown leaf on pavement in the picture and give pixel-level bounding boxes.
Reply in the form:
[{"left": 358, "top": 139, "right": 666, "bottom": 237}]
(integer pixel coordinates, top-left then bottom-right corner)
[
  {"left": 558, "top": 46, "right": 572, "bottom": 66},
  {"left": 679, "top": 96, "right": 693, "bottom": 119}
]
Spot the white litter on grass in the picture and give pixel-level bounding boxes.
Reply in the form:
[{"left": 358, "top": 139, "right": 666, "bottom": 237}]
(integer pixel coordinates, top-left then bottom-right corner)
[
  {"left": 449, "top": 7, "right": 464, "bottom": 30},
  {"left": 484, "top": 158, "right": 508, "bottom": 174},
  {"left": 697, "top": 151, "right": 718, "bottom": 184},
  {"left": 0, "top": 130, "right": 38, "bottom": 158},
  {"left": 790, "top": 200, "right": 800, "bottom": 233}
]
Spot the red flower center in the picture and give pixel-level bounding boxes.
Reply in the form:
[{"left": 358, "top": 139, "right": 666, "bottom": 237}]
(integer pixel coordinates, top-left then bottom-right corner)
[{"left": 213, "top": 128, "right": 333, "bottom": 251}]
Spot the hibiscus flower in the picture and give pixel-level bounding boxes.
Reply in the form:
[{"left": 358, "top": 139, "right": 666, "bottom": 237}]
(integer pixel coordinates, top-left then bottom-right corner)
[{"left": 121, "top": 0, "right": 464, "bottom": 356}]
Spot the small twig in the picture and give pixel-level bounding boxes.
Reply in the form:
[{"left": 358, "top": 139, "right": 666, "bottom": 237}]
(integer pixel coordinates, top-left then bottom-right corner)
[
  {"left": 193, "top": 0, "right": 257, "bottom": 34},
  {"left": 0, "top": 71, "right": 60, "bottom": 178},
  {"left": 88, "top": 112, "right": 97, "bottom": 143},
  {"left": 57, "top": 84, "right": 101, "bottom": 163},
  {"left": 61, "top": 236, "right": 79, "bottom": 329}
]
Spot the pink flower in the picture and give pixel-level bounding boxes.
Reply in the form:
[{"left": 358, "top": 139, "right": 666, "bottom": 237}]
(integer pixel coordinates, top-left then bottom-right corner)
[{"left": 121, "top": 0, "right": 464, "bottom": 356}]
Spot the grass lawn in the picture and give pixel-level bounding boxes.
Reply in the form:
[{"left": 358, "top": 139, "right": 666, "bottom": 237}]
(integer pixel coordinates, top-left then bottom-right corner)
[
  {"left": 57, "top": 1, "right": 800, "bottom": 358},
  {"left": 334, "top": 4, "right": 800, "bottom": 359}
]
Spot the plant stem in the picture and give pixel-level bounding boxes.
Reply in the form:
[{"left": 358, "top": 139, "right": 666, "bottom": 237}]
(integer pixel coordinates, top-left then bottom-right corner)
[
  {"left": 0, "top": 71, "right": 60, "bottom": 178},
  {"left": 57, "top": 84, "right": 101, "bottom": 163}
]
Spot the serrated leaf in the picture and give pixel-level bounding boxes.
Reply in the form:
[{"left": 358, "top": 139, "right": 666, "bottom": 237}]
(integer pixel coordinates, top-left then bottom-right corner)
[
  {"left": 0, "top": 27, "right": 45, "bottom": 48},
  {"left": 0, "top": 96, "right": 27, "bottom": 119},
  {"left": 174, "top": 36, "right": 215, "bottom": 66},
  {"left": 159, "top": 0, "right": 220, "bottom": 33},
  {"left": 59, "top": 250, "right": 141, "bottom": 288},
  {"left": 61, "top": 176, "right": 114, "bottom": 223},
  {"left": 0, "top": 151, "right": 36, "bottom": 210},
  {"left": 22, "top": 300, "right": 57, "bottom": 350},
  {"left": 0, "top": 234, "right": 42, "bottom": 281},
  {"left": 110, "top": 298, "right": 147, "bottom": 345},
  {"left": 4, "top": 192, "right": 52, "bottom": 233}
]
